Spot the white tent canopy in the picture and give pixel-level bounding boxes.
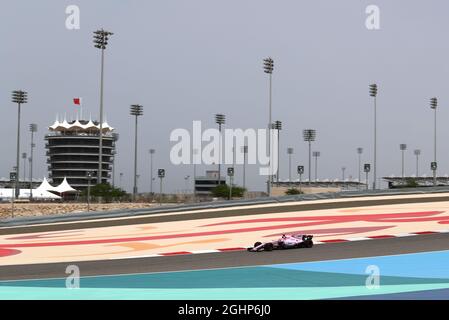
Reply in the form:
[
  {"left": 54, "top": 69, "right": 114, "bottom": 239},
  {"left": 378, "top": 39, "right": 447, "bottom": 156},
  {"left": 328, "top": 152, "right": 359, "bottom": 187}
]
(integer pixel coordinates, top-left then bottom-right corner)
[
  {"left": 0, "top": 176, "right": 78, "bottom": 200},
  {"left": 54, "top": 177, "right": 77, "bottom": 193},
  {"left": 0, "top": 188, "right": 61, "bottom": 200},
  {"left": 36, "top": 177, "right": 59, "bottom": 193}
]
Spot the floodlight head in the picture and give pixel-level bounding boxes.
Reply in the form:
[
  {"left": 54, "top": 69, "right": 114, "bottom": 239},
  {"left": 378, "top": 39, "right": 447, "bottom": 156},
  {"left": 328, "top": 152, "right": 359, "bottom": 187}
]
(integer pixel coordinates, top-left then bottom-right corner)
[
  {"left": 22, "top": 152, "right": 27, "bottom": 159},
  {"left": 369, "top": 84, "right": 378, "bottom": 97},
  {"left": 12, "top": 90, "right": 28, "bottom": 104},
  {"left": 357, "top": 147, "right": 363, "bottom": 154},
  {"left": 313, "top": 151, "right": 321, "bottom": 157},
  {"left": 272, "top": 120, "right": 282, "bottom": 130},
  {"left": 303, "top": 129, "right": 316, "bottom": 142},
  {"left": 215, "top": 113, "right": 226, "bottom": 125},
  {"left": 93, "top": 29, "right": 113, "bottom": 49},
  {"left": 414, "top": 149, "right": 421, "bottom": 156},
  {"left": 130, "top": 104, "right": 143, "bottom": 116},
  {"left": 29, "top": 123, "right": 37, "bottom": 132},
  {"left": 149, "top": 149, "right": 155, "bottom": 154},
  {"left": 430, "top": 97, "right": 438, "bottom": 109},
  {"left": 287, "top": 147, "right": 294, "bottom": 155},
  {"left": 263, "top": 57, "right": 274, "bottom": 74},
  {"left": 400, "top": 144, "right": 407, "bottom": 151}
]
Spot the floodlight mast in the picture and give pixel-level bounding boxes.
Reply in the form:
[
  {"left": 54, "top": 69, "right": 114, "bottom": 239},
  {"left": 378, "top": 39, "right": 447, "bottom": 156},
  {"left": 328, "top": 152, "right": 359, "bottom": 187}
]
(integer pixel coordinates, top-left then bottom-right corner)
[
  {"left": 414, "top": 149, "right": 421, "bottom": 177},
  {"left": 12, "top": 90, "right": 28, "bottom": 199},
  {"left": 93, "top": 28, "right": 113, "bottom": 185},
  {"left": 29, "top": 124, "right": 37, "bottom": 199},
  {"left": 130, "top": 104, "right": 143, "bottom": 201},
  {"left": 369, "top": 83, "right": 378, "bottom": 190},
  {"left": 287, "top": 147, "right": 294, "bottom": 182},
  {"left": 303, "top": 129, "right": 316, "bottom": 184},
  {"left": 430, "top": 97, "right": 437, "bottom": 186},
  {"left": 272, "top": 120, "right": 282, "bottom": 183},
  {"left": 357, "top": 147, "right": 363, "bottom": 189},
  {"left": 312, "top": 151, "right": 320, "bottom": 182},
  {"left": 215, "top": 114, "right": 226, "bottom": 186},
  {"left": 263, "top": 57, "right": 274, "bottom": 196}
]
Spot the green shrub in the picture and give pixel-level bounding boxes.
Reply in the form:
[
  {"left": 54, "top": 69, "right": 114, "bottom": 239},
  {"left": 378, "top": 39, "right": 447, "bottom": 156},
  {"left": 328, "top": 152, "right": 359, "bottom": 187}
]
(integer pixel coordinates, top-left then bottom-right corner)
[
  {"left": 211, "top": 184, "right": 245, "bottom": 199},
  {"left": 285, "top": 188, "right": 303, "bottom": 195},
  {"left": 82, "top": 183, "right": 127, "bottom": 202}
]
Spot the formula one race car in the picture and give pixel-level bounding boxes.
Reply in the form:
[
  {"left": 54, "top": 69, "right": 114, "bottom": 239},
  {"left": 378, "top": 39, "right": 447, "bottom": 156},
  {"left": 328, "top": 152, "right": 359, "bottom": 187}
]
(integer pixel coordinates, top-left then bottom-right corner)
[{"left": 247, "top": 234, "right": 314, "bottom": 252}]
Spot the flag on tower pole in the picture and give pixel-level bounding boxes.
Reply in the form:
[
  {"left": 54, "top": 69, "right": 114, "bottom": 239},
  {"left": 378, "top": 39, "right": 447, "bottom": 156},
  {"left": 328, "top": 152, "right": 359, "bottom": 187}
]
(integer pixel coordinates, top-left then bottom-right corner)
[{"left": 73, "top": 98, "right": 83, "bottom": 119}]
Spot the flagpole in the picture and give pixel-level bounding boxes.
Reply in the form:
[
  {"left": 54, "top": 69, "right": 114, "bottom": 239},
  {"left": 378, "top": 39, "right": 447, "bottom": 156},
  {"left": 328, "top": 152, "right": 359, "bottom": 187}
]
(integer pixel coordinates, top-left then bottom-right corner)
[
  {"left": 74, "top": 98, "right": 83, "bottom": 120},
  {"left": 80, "top": 98, "right": 83, "bottom": 120}
]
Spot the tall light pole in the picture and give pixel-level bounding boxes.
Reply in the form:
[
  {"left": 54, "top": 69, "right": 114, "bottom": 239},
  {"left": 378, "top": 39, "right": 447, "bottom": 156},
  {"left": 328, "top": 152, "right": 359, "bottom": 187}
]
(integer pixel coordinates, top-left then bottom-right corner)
[
  {"left": 29, "top": 123, "right": 37, "bottom": 200},
  {"left": 342, "top": 166, "right": 346, "bottom": 181},
  {"left": 357, "top": 147, "right": 363, "bottom": 186},
  {"left": 364, "top": 164, "right": 371, "bottom": 190},
  {"left": 22, "top": 153, "right": 27, "bottom": 182},
  {"left": 400, "top": 144, "right": 407, "bottom": 178},
  {"left": 227, "top": 167, "right": 234, "bottom": 200},
  {"left": 215, "top": 114, "right": 225, "bottom": 186},
  {"left": 272, "top": 120, "right": 282, "bottom": 183},
  {"left": 130, "top": 104, "right": 143, "bottom": 201},
  {"left": 158, "top": 169, "right": 165, "bottom": 206},
  {"left": 414, "top": 149, "right": 421, "bottom": 177},
  {"left": 111, "top": 133, "right": 119, "bottom": 188},
  {"left": 242, "top": 145, "right": 248, "bottom": 192},
  {"left": 312, "top": 151, "right": 320, "bottom": 182},
  {"left": 263, "top": 57, "right": 274, "bottom": 195},
  {"left": 93, "top": 28, "right": 113, "bottom": 185},
  {"left": 12, "top": 90, "right": 28, "bottom": 199},
  {"left": 28, "top": 157, "right": 31, "bottom": 179},
  {"left": 119, "top": 172, "right": 123, "bottom": 189},
  {"left": 184, "top": 175, "right": 190, "bottom": 193},
  {"left": 193, "top": 148, "right": 199, "bottom": 202},
  {"left": 369, "top": 84, "right": 378, "bottom": 189},
  {"left": 287, "top": 147, "right": 293, "bottom": 182},
  {"left": 86, "top": 171, "right": 94, "bottom": 212},
  {"left": 149, "top": 149, "right": 155, "bottom": 195},
  {"left": 111, "top": 150, "right": 117, "bottom": 188},
  {"left": 430, "top": 97, "right": 437, "bottom": 186},
  {"left": 297, "top": 165, "right": 304, "bottom": 193},
  {"left": 303, "top": 129, "right": 316, "bottom": 184}
]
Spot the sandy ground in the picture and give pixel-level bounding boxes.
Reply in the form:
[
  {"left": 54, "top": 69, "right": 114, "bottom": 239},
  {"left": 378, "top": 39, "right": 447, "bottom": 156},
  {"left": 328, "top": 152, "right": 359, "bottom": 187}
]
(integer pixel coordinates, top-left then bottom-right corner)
[{"left": 0, "top": 202, "right": 161, "bottom": 219}]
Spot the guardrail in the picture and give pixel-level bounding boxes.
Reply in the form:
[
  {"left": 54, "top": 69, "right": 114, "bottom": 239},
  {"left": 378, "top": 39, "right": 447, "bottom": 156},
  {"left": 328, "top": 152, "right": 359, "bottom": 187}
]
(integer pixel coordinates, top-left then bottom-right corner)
[{"left": 2, "top": 186, "right": 449, "bottom": 228}]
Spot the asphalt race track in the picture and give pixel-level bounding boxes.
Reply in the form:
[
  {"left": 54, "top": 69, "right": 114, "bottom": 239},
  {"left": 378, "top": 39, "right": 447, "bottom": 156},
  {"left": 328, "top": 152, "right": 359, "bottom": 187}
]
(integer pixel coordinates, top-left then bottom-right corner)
[{"left": 1, "top": 233, "right": 448, "bottom": 281}]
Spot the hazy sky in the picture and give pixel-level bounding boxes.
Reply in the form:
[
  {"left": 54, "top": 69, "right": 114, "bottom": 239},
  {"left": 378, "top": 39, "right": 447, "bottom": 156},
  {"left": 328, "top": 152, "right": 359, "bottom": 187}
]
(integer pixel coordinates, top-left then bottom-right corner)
[{"left": 1, "top": 0, "right": 449, "bottom": 193}]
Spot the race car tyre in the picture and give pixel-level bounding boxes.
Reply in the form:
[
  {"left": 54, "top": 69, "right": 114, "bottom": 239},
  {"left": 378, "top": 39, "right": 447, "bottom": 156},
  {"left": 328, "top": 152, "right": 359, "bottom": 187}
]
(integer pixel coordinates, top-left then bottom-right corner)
[
  {"left": 306, "top": 241, "right": 313, "bottom": 248},
  {"left": 254, "top": 242, "right": 262, "bottom": 248},
  {"left": 264, "top": 243, "right": 274, "bottom": 251}
]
